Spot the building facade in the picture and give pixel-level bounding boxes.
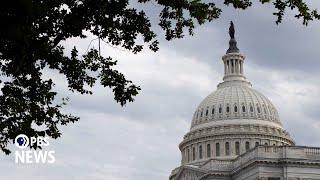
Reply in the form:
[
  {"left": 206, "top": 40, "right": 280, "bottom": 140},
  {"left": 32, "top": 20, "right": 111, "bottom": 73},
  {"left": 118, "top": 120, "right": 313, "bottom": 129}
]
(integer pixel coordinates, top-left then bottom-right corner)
[{"left": 169, "top": 22, "right": 320, "bottom": 180}]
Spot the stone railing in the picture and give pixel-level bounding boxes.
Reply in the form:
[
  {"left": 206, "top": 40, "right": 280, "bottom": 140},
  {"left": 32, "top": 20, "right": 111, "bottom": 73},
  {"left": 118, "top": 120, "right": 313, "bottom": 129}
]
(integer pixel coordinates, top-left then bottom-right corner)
[
  {"left": 233, "top": 146, "right": 320, "bottom": 172},
  {"left": 200, "top": 159, "right": 233, "bottom": 171},
  {"left": 304, "top": 146, "right": 320, "bottom": 155}
]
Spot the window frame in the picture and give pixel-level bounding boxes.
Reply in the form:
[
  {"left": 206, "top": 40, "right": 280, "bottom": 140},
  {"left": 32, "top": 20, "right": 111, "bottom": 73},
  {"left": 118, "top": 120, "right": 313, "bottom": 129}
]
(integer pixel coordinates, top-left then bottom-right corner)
[
  {"left": 235, "top": 141, "right": 240, "bottom": 155},
  {"left": 245, "top": 141, "right": 250, "bottom": 151},
  {"left": 216, "top": 143, "right": 220, "bottom": 156},
  {"left": 225, "top": 142, "right": 230, "bottom": 156},
  {"left": 199, "top": 145, "right": 203, "bottom": 159},
  {"left": 192, "top": 147, "right": 196, "bottom": 160},
  {"left": 207, "top": 144, "right": 211, "bottom": 158}
]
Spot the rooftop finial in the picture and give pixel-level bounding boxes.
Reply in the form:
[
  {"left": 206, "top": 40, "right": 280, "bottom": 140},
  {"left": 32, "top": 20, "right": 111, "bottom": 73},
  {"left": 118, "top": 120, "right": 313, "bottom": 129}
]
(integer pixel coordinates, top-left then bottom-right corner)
[
  {"left": 226, "top": 21, "right": 239, "bottom": 53},
  {"left": 229, "top": 21, "right": 235, "bottom": 39}
]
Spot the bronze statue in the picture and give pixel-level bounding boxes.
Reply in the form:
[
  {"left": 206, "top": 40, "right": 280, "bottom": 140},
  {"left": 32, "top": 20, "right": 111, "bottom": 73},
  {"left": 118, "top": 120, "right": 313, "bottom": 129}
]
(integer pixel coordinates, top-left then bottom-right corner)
[
  {"left": 226, "top": 21, "right": 239, "bottom": 53},
  {"left": 229, "top": 21, "right": 235, "bottom": 39}
]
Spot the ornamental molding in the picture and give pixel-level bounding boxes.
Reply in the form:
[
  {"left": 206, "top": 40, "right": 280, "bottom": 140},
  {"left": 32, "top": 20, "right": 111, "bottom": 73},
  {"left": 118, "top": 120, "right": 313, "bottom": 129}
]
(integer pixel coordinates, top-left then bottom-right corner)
[
  {"left": 179, "top": 124, "right": 294, "bottom": 149},
  {"left": 188, "top": 122, "right": 286, "bottom": 137},
  {"left": 222, "top": 53, "right": 245, "bottom": 60},
  {"left": 180, "top": 133, "right": 293, "bottom": 150}
]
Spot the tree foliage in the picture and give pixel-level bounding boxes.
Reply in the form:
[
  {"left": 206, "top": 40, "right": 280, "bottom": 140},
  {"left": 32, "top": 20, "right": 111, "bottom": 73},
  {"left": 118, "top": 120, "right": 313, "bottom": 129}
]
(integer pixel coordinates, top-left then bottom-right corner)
[{"left": 0, "top": 0, "right": 319, "bottom": 154}]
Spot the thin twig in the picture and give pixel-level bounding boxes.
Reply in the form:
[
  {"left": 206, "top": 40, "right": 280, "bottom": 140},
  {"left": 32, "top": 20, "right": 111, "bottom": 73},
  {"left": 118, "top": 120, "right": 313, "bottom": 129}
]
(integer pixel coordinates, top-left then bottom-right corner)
[{"left": 85, "top": 38, "right": 99, "bottom": 53}]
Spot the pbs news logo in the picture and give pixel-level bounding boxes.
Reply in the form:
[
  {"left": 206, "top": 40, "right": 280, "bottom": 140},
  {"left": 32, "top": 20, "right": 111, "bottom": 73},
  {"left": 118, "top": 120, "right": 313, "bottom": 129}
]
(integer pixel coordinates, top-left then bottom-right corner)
[{"left": 14, "top": 134, "right": 55, "bottom": 164}]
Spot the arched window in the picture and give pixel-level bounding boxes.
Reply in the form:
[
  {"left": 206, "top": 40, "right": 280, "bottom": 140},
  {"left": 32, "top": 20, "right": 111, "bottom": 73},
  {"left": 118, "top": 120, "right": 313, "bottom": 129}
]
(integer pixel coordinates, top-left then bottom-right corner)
[
  {"left": 255, "top": 142, "right": 259, "bottom": 147},
  {"left": 199, "top": 145, "right": 203, "bottom": 159},
  {"left": 219, "top": 106, "right": 222, "bottom": 113},
  {"left": 200, "top": 110, "right": 203, "bottom": 117},
  {"left": 196, "top": 111, "right": 199, "bottom": 118},
  {"left": 212, "top": 107, "right": 215, "bottom": 114},
  {"left": 192, "top": 147, "right": 196, "bottom": 160},
  {"left": 264, "top": 142, "right": 268, "bottom": 146},
  {"left": 234, "top": 106, "right": 238, "bottom": 112},
  {"left": 216, "top": 143, "right": 220, "bottom": 156},
  {"left": 257, "top": 106, "right": 261, "bottom": 113},
  {"left": 225, "top": 142, "right": 230, "bottom": 155},
  {"left": 235, "top": 141, "right": 240, "bottom": 155},
  {"left": 245, "top": 141, "right": 250, "bottom": 151},
  {"left": 242, "top": 105, "right": 246, "bottom": 112},
  {"left": 207, "top": 144, "right": 211, "bottom": 158},
  {"left": 205, "top": 109, "right": 208, "bottom": 116},
  {"left": 226, "top": 106, "right": 230, "bottom": 113},
  {"left": 250, "top": 105, "right": 253, "bottom": 112},
  {"left": 187, "top": 149, "right": 190, "bottom": 162}
]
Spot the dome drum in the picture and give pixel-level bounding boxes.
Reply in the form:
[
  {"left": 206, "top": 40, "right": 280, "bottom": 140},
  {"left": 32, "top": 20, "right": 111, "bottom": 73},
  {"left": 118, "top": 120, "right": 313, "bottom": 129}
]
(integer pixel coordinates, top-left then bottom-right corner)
[{"left": 178, "top": 131, "right": 294, "bottom": 165}]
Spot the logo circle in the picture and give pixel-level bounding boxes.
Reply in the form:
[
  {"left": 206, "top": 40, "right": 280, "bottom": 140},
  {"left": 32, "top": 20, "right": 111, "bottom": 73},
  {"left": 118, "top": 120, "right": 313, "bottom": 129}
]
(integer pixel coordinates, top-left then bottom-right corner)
[{"left": 15, "top": 134, "right": 29, "bottom": 149}]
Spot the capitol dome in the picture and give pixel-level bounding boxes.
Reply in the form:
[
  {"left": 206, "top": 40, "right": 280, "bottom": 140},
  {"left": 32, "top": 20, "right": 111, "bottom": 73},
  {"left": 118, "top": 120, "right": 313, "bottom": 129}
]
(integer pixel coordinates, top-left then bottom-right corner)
[
  {"left": 178, "top": 23, "right": 294, "bottom": 165},
  {"left": 169, "top": 22, "right": 320, "bottom": 180},
  {"left": 191, "top": 84, "right": 282, "bottom": 131}
]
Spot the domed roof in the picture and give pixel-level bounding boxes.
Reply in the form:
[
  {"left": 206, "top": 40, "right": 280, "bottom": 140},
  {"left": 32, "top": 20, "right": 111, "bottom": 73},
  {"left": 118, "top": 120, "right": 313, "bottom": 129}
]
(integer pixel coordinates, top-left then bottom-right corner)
[
  {"left": 191, "top": 82, "right": 282, "bottom": 131},
  {"left": 189, "top": 27, "right": 284, "bottom": 132},
  {"left": 177, "top": 22, "right": 294, "bottom": 166}
]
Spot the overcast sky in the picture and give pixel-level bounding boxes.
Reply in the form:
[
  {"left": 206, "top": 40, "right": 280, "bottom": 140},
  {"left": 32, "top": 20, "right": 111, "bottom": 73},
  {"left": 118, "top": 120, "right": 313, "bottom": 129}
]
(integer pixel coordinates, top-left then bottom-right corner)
[{"left": 1, "top": 1, "right": 320, "bottom": 180}]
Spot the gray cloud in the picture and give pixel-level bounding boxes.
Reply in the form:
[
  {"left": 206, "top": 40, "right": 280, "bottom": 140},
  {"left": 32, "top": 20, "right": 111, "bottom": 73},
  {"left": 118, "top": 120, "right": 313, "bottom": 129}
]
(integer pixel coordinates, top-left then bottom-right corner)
[
  {"left": 1, "top": 1, "right": 320, "bottom": 180},
  {"left": 153, "top": 1, "right": 320, "bottom": 73}
]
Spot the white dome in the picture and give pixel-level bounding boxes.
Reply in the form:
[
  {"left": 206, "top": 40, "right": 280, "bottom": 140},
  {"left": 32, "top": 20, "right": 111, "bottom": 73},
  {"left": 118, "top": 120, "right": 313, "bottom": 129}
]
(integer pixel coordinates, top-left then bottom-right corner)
[{"left": 191, "top": 82, "right": 281, "bottom": 131}]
